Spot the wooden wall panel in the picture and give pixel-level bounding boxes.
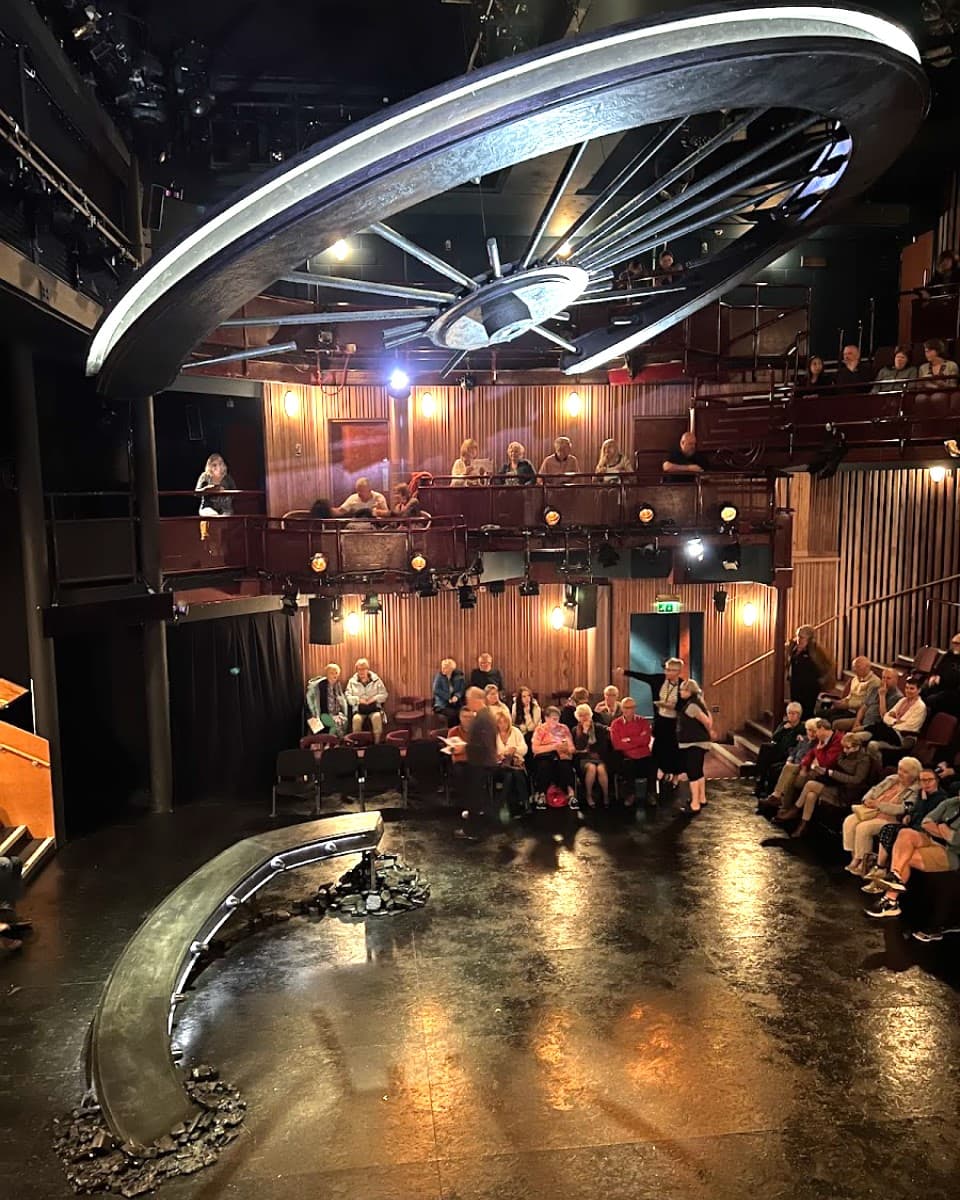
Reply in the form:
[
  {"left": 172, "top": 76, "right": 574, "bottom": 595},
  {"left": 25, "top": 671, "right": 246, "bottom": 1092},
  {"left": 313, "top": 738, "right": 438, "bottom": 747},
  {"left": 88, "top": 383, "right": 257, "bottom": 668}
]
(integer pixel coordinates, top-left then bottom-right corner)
[{"left": 838, "top": 468, "right": 960, "bottom": 666}]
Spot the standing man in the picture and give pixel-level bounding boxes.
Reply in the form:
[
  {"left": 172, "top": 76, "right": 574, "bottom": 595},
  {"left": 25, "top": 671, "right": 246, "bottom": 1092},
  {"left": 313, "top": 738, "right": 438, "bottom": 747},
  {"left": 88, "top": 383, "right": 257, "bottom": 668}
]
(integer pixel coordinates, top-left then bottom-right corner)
[
  {"left": 462, "top": 687, "right": 499, "bottom": 814},
  {"left": 539, "top": 436, "right": 579, "bottom": 477}
]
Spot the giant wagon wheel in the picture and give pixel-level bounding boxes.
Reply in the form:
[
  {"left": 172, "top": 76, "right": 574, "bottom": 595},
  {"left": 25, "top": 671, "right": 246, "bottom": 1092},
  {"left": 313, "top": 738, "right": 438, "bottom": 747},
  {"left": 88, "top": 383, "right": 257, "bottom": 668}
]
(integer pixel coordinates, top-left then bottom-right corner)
[{"left": 87, "top": 6, "right": 927, "bottom": 396}]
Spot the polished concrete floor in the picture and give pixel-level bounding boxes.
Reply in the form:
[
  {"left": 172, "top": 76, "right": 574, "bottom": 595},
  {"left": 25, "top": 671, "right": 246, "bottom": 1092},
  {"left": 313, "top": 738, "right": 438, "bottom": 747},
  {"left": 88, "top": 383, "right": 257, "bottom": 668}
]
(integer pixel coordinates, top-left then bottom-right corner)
[{"left": 3, "top": 782, "right": 960, "bottom": 1199}]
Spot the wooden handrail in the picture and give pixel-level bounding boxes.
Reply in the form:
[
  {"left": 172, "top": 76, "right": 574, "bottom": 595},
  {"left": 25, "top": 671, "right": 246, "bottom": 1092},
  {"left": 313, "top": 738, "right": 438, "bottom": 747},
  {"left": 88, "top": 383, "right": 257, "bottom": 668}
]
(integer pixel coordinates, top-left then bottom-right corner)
[
  {"left": 0, "top": 743, "right": 50, "bottom": 768},
  {"left": 710, "top": 614, "right": 838, "bottom": 688}
]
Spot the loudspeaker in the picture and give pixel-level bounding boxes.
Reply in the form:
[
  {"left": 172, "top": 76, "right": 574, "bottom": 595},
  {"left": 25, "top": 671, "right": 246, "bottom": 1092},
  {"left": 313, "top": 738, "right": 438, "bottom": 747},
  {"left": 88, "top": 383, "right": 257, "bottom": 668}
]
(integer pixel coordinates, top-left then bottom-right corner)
[
  {"left": 309, "top": 597, "right": 343, "bottom": 645},
  {"left": 574, "top": 585, "right": 597, "bottom": 630}
]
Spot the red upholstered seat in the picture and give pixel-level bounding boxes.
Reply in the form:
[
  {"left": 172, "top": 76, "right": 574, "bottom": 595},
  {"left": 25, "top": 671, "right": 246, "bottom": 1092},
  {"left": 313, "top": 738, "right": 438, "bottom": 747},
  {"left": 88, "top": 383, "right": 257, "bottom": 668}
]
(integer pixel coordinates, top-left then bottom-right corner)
[
  {"left": 393, "top": 696, "right": 427, "bottom": 736},
  {"left": 345, "top": 731, "right": 374, "bottom": 747},
  {"left": 386, "top": 729, "right": 410, "bottom": 746},
  {"left": 299, "top": 733, "right": 340, "bottom": 752}
]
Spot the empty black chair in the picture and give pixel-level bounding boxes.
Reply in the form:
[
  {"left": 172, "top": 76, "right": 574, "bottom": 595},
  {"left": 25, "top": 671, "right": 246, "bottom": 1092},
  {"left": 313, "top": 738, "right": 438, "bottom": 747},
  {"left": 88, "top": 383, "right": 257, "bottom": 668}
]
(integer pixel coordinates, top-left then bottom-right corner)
[
  {"left": 359, "top": 743, "right": 405, "bottom": 808},
  {"left": 405, "top": 737, "right": 449, "bottom": 804},
  {"left": 318, "top": 745, "right": 361, "bottom": 806},
  {"left": 271, "top": 749, "right": 321, "bottom": 818}
]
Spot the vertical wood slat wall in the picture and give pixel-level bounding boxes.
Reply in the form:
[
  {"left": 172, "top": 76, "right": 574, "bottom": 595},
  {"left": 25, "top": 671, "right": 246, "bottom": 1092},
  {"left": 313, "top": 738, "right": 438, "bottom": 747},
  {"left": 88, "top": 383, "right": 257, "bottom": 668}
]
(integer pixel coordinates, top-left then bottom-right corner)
[{"left": 838, "top": 469, "right": 960, "bottom": 666}]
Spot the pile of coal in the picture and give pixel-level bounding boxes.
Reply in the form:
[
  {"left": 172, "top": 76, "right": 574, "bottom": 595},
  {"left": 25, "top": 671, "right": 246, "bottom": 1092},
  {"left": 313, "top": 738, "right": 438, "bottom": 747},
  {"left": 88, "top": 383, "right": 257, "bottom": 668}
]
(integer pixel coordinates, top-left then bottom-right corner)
[
  {"left": 302, "top": 852, "right": 430, "bottom": 918},
  {"left": 54, "top": 1067, "right": 245, "bottom": 1195}
]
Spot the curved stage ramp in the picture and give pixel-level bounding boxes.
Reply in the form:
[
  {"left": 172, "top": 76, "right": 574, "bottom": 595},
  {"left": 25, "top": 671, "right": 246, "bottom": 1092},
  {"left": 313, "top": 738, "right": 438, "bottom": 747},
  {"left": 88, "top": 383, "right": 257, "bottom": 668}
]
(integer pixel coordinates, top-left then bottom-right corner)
[{"left": 87, "top": 812, "right": 384, "bottom": 1151}]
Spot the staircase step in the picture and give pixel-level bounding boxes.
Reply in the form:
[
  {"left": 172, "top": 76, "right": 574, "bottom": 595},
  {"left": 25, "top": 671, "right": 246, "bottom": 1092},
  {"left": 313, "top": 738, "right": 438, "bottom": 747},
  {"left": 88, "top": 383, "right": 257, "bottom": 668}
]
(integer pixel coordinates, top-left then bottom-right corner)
[
  {"left": 0, "top": 825, "right": 30, "bottom": 858},
  {"left": 734, "top": 733, "right": 761, "bottom": 758},
  {"left": 745, "top": 719, "right": 773, "bottom": 742},
  {"left": 20, "top": 836, "right": 56, "bottom": 883},
  {"left": 710, "top": 741, "right": 755, "bottom": 776}
]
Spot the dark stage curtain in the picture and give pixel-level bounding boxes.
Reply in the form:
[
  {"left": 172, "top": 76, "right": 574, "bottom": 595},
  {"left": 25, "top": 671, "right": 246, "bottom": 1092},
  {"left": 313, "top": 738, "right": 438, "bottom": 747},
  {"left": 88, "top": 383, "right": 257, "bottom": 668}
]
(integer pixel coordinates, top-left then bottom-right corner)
[{"left": 167, "top": 611, "right": 303, "bottom": 803}]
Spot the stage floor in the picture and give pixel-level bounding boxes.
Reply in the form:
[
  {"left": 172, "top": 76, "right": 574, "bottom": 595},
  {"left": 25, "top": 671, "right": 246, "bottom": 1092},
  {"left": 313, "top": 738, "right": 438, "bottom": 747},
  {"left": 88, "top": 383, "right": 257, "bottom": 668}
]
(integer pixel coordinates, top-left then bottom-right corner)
[{"left": 3, "top": 783, "right": 960, "bottom": 1199}]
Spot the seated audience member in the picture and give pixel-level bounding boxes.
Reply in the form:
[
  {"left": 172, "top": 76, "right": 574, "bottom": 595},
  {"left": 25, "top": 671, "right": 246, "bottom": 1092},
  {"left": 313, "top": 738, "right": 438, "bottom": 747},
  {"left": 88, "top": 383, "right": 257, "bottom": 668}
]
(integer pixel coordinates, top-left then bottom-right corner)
[
  {"left": 531, "top": 707, "right": 577, "bottom": 805},
  {"left": 447, "top": 708, "right": 474, "bottom": 765},
  {"left": 308, "top": 497, "right": 333, "bottom": 519},
  {"left": 865, "top": 780, "right": 960, "bottom": 921},
  {"left": 620, "top": 658, "right": 685, "bottom": 778},
  {"left": 819, "top": 656, "right": 880, "bottom": 726},
  {"left": 470, "top": 652, "right": 504, "bottom": 696},
  {"left": 754, "top": 702, "right": 805, "bottom": 799},
  {"left": 594, "top": 685, "right": 622, "bottom": 726},
  {"left": 196, "top": 453, "right": 236, "bottom": 516},
  {"left": 841, "top": 756, "right": 922, "bottom": 876},
  {"left": 930, "top": 249, "right": 960, "bottom": 287},
  {"left": 387, "top": 482, "right": 422, "bottom": 518},
  {"left": 862, "top": 767, "right": 946, "bottom": 895},
  {"left": 561, "top": 687, "right": 591, "bottom": 731},
  {"left": 850, "top": 667, "right": 902, "bottom": 738},
  {"left": 923, "top": 634, "right": 960, "bottom": 717},
  {"left": 495, "top": 712, "right": 530, "bottom": 814},
  {"left": 539, "top": 436, "right": 579, "bottom": 477},
  {"left": 653, "top": 249, "right": 684, "bottom": 287},
  {"left": 609, "top": 696, "right": 654, "bottom": 806},
  {"left": 498, "top": 441, "right": 537, "bottom": 486},
  {"left": 662, "top": 430, "right": 709, "bottom": 479},
  {"left": 787, "top": 732, "right": 872, "bottom": 838},
  {"left": 615, "top": 257, "right": 645, "bottom": 289},
  {"left": 918, "top": 338, "right": 959, "bottom": 381},
  {"left": 772, "top": 719, "right": 841, "bottom": 821},
  {"left": 803, "top": 355, "right": 827, "bottom": 394},
  {"left": 483, "top": 684, "right": 511, "bottom": 722},
  {"left": 333, "top": 477, "right": 387, "bottom": 518},
  {"left": 872, "top": 345, "right": 917, "bottom": 393},
  {"left": 306, "top": 663, "right": 348, "bottom": 735},
  {"left": 835, "top": 343, "right": 872, "bottom": 389},
  {"left": 870, "top": 676, "right": 926, "bottom": 747},
  {"left": 451, "top": 437, "right": 489, "bottom": 485},
  {"left": 345, "top": 658, "right": 389, "bottom": 742},
  {"left": 676, "top": 679, "right": 713, "bottom": 814},
  {"left": 595, "top": 439, "right": 630, "bottom": 481},
  {"left": 432, "top": 657, "right": 466, "bottom": 726},
  {"left": 760, "top": 718, "right": 819, "bottom": 814},
  {"left": 512, "top": 687, "right": 542, "bottom": 744},
  {"left": 572, "top": 703, "right": 611, "bottom": 808}
]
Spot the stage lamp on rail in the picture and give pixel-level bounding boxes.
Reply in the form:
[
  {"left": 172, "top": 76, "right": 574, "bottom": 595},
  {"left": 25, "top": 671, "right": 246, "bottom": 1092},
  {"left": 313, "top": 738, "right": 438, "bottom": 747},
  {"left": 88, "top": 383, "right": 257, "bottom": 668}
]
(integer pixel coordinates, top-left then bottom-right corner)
[
  {"left": 361, "top": 593, "right": 382, "bottom": 616},
  {"left": 458, "top": 584, "right": 477, "bottom": 610},
  {"left": 310, "top": 552, "right": 328, "bottom": 575},
  {"left": 598, "top": 538, "right": 620, "bottom": 568},
  {"left": 543, "top": 506, "right": 562, "bottom": 528},
  {"left": 637, "top": 503, "right": 656, "bottom": 526},
  {"left": 721, "top": 542, "right": 742, "bottom": 571},
  {"left": 387, "top": 367, "right": 411, "bottom": 401},
  {"left": 719, "top": 503, "right": 738, "bottom": 528},
  {"left": 684, "top": 536, "right": 705, "bottom": 562},
  {"left": 410, "top": 552, "right": 427, "bottom": 572},
  {"left": 518, "top": 576, "right": 540, "bottom": 597}
]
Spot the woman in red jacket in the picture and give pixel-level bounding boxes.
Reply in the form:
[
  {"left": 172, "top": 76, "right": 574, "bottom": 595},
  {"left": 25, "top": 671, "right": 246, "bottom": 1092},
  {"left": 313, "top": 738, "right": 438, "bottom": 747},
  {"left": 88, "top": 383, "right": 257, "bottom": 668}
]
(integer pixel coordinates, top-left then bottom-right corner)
[{"left": 610, "top": 697, "right": 654, "bottom": 807}]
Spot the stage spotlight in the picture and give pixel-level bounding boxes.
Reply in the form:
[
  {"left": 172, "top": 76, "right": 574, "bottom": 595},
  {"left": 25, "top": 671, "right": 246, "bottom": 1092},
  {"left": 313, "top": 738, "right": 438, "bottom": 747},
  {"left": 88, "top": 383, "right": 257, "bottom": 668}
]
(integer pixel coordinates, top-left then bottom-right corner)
[
  {"left": 637, "top": 504, "right": 656, "bottom": 525},
  {"left": 519, "top": 577, "right": 540, "bottom": 597},
  {"left": 309, "top": 552, "right": 328, "bottom": 574},
  {"left": 684, "top": 537, "right": 704, "bottom": 562},
  {"left": 458, "top": 584, "right": 477, "bottom": 610},
  {"left": 598, "top": 539, "right": 620, "bottom": 568},
  {"left": 713, "top": 588, "right": 728, "bottom": 614},
  {"left": 415, "top": 572, "right": 438, "bottom": 597},
  {"left": 719, "top": 503, "right": 738, "bottom": 525},
  {"left": 944, "top": 439, "right": 960, "bottom": 458},
  {"left": 543, "top": 505, "right": 562, "bottom": 528},
  {"left": 459, "top": 372, "right": 477, "bottom": 392},
  {"left": 331, "top": 239, "right": 350, "bottom": 261},
  {"left": 387, "top": 367, "right": 411, "bottom": 400},
  {"left": 722, "top": 542, "right": 742, "bottom": 571},
  {"left": 565, "top": 390, "right": 582, "bottom": 417},
  {"left": 929, "top": 465, "right": 948, "bottom": 484},
  {"left": 281, "top": 591, "right": 299, "bottom": 616},
  {"left": 808, "top": 424, "right": 847, "bottom": 480},
  {"left": 487, "top": 580, "right": 506, "bottom": 596},
  {"left": 742, "top": 601, "right": 758, "bottom": 627},
  {"left": 410, "top": 552, "right": 427, "bottom": 572},
  {"left": 563, "top": 584, "right": 577, "bottom": 608},
  {"left": 344, "top": 611, "right": 362, "bottom": 635},
  {"left": 550, "top": 605, "right": 567, "bottom": 630},
  {"left": 283, "top": 388, "right": 300, "bottom": 417},
  {"left": 361, "top": 593, "right": 382, "bottom": 615}
]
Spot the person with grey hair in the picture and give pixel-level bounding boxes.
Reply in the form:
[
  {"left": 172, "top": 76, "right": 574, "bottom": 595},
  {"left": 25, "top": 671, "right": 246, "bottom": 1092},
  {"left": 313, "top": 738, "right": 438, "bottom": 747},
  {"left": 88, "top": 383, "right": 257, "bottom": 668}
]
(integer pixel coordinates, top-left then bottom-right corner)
[
  {"left": 572, "top": 703, "right": 611, "bottom": 808},
  {"left": 345, "top": 658, "right": 389, "bottom": 742},
  {"left": 818, "top": 656, "right": 879, "bottom": 725},
  {"left": 788, "top": 732, "right": 872, "bottom": 838},
  {"left": 497, "top": 441, "right": 536, "bottom": 485},
  {"left": 676, "top": 679, "right": 713, "bottom": 813},
  {"left": 842, "top": 756, "right": 922, "bottom": 877},
  {"left": 618, "top": 656, "right": 686, "bottom": 778},
  {"left": 333, "top": 477, "right": 387, "bottom": 518},
  {"left": 538, "top": 436, "right": 579, "bottom": 477},
  {"left": 754, "top": 701, "right": 805, "bottom": 799},
  {"left": 772, "top": 718, "right": 841, "bottom": 823}
]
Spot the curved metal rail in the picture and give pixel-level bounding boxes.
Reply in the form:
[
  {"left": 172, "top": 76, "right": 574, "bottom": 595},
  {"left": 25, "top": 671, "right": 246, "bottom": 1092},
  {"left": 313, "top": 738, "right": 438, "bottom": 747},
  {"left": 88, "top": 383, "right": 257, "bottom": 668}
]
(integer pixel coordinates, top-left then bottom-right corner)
[{"left": 87, "top": 812, "right": 384, "bottom": 1151}]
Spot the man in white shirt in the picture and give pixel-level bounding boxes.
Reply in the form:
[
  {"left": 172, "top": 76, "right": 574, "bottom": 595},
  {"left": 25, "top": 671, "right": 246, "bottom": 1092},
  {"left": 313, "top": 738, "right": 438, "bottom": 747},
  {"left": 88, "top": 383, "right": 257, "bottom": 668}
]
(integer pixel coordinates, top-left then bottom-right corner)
[
  {"left": 333, "top": 477, "right": 387, "bottom": 517},
  {"left": 826, "top": 656, "right": 881, "bottom": 729}
]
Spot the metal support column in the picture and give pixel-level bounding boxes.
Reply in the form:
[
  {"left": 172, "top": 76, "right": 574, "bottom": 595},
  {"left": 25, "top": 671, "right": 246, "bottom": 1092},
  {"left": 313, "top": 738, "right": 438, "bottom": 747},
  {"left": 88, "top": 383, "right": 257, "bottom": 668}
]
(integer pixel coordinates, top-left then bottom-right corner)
[
  {"left": 8, "top": 341, "right": 66, "bottom": 840},
  {"left": 132, "top": 396, "right": 173, "bottom": 813}
]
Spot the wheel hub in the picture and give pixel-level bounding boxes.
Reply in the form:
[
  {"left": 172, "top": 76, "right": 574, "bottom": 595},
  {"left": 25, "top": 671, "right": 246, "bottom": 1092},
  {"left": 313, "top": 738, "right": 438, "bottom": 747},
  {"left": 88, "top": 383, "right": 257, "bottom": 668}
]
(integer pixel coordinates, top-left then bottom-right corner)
[{"left": 426, "top": 266, "right": 590, "bottom": 350}]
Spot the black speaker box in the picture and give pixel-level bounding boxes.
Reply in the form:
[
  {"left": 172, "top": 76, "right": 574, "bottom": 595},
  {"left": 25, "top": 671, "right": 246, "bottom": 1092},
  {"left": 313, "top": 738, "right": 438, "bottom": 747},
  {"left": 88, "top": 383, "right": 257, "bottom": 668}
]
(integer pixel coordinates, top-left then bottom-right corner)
[
  {"left": 574, "top": 585, "right": 598, "bottom": 630},
  {"left": 309, "top": 597, "right": 344, "bottom": 645}
]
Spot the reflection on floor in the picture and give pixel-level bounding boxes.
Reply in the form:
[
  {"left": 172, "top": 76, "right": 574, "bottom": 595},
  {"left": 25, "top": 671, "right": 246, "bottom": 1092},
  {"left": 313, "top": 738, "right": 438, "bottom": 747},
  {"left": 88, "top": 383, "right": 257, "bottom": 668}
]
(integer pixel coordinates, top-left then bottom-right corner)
[{"left": 3, "top": 780, "right": 960, "bottom": 1200}]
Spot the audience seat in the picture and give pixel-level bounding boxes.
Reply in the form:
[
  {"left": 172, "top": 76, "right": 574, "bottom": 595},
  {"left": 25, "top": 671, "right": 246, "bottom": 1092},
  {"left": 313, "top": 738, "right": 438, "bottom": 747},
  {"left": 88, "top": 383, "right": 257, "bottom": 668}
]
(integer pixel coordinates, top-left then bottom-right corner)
[
  {"left": 405, "top": 738, "right": 449, "bottom": 803},
  {"left": 318, "top": 745, "right": 361, "bottom": 804},
  {"left": 299, "top": 733, "right": 340, "bottom": 753},
  {"left": 271, "top": 749, "right": 321, "bottom": 818},
  {"left": 913, "top": 712, "right": 958, "bottom": 764},
  {"left": 345, "top": 731, "right": 374, "bottom": 747},
  {"left": 393, "top": 696, "right": 428, "bottom": 738},
  {"left": 360, "top": 744, "right": 406, "bottom": 807},
  {"left": 912, "top": 645, "right": 942, "bottom": 676},
  {"left": 386, "top": 729, "right": 410, "bottom": 746}
]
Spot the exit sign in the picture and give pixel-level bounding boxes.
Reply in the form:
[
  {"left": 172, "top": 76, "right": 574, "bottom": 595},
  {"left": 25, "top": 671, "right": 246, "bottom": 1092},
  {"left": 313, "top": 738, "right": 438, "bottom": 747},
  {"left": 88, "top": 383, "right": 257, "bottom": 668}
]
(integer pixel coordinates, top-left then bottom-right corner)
[{"left": 654, "top": 596, "right": 681, "bottom": 614}]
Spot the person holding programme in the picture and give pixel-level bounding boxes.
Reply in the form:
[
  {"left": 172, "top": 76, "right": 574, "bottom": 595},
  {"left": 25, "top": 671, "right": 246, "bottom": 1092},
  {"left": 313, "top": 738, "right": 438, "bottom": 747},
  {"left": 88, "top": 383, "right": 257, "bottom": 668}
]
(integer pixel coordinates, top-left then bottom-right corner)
[
  {"left": 451, "top": 438, "right": 489, "bottom": 485},
  {"left": 676, "top": 679, "right": 713, "bottom": 813},
  {"left": 306, "top": 663, "right": 348, "bottom": 735},
  {"left": 196, "top": 453, "right": 237, "bottom": 516},
  {"left": 432, "top": 658, "right": 465, "bottom": 726},
  {"left": 498, "top": 441, "right": 537, "bottom": 485},
  {"left": 345, "top": 658, "right": 389, "bottom": 742},
  {"left": 539, "top": 436, "right": 579, "bottom": 477},
  {"left": 595, "top": 439, "right": 631, "bottom": 481},
  {"left": 662, "top": 430, "right": 709, "bottom": 479}
]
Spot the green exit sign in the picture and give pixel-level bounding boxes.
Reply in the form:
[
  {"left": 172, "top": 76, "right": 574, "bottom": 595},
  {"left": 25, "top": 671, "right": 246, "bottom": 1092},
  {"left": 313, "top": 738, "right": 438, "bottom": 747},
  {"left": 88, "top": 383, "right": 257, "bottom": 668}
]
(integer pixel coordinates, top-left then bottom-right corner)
[{"left": 654, "top": 597, "right": 681, "bottom": 614}]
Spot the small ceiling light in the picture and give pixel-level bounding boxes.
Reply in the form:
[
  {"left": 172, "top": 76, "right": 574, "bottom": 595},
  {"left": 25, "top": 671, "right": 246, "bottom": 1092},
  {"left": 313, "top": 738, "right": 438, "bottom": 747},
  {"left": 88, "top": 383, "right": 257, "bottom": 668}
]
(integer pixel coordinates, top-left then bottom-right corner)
[
  {"left": 565, "top": 390, "right": 582, "bottom": 417},
  {"left": 719, "top": 503, "right": 738, "bottom": 524},
  {"left": 330, "top": 239, "right": 350, "bottom": 261},
  {"left": 344, "top": 611, "right": 362, "bottom": 635},
  {"left": 598, "top": 539, "right": 620, "bottom": 567},
  {"left": 458, "top": 584, "right": 477, "bottom": 610},
  {"left": 550, "top": 605, "right": 567, "bottom": 630},
  {"left": 638, "top": 504, "right": 656, "bottom": 525},
  {"left": 722, "top": 542, "right": 742, "bottom": 571},
  {"left": 685, "top": 537, "right": 705, "bottom": 561},
  {"left": 361, "top": 593, "right": 382, "bottom": 615},
  {"left": 387, "top": 367, "right": 411, "bottom": 401},
  {"left": 557, "top": 241, "right": 573, "bottom": 259},
  {"left": 283, "top": 389, "right": 300, "bottom": 417},
  {"left": 543, "top": 506, "right": 562, "bottom": 527},
  {"left": 310, "top": 552, "right": 328, "bottom": 574},
  {"left": 944, "top": 439, "right": 960, "bottom": 458},
  {"left": 415, "top": 573, "right": 438, "bottom": 598},
  {"left": 742, "top": 601, "right": 758, "bottom": 627},
  {"left": 519, "top": 577, "right": 540, "bottom": 597},
  {"left": 929, "top": 465, "right": 948, "bottom": 484},
  {"left": 410, "top": 552, "right": 427, "bottom": 572},
  {"left": 420, "top": 391, "right": 436, "bottom": 417}
]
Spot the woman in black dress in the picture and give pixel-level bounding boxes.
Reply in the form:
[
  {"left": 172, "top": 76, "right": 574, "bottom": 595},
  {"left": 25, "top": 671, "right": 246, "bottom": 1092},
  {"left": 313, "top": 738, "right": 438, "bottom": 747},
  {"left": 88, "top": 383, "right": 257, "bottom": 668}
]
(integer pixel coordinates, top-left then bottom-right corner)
[{"left": 788, "top": 625, "right": 833, "bottom": 718}]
